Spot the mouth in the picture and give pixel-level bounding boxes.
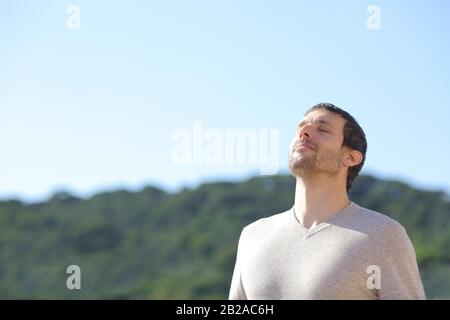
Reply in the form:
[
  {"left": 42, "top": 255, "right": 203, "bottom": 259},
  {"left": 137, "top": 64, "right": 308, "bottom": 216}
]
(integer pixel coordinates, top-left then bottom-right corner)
[{"left": 295, "top": 141, "right": 316, "bottom": 151}]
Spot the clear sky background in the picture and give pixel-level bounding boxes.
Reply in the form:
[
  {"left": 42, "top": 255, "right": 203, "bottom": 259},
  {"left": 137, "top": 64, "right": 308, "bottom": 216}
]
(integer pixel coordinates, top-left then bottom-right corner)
[{"left": 1, "top": 0, "right": 449, "bottom": 202}]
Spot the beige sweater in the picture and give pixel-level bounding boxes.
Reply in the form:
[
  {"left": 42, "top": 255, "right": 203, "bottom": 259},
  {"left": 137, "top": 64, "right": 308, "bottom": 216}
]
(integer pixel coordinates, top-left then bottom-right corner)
[{"left": 229, "top": 202, "right": 426, "bottom": 300}]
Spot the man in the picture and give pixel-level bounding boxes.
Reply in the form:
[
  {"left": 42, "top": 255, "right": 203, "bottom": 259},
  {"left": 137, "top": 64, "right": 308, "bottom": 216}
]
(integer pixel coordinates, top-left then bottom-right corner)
[{"left": 229, "top": 103, "right": 425, "bottom": 300}]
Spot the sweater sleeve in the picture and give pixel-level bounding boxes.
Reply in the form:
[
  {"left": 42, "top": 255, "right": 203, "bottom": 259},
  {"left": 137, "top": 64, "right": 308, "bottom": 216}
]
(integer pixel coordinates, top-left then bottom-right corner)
[
  {"left": 378, "top": 224, "right": 426, "bottom": 300},
  {"left": 228, "top": 228, "right": 248, "bottom": 300}
]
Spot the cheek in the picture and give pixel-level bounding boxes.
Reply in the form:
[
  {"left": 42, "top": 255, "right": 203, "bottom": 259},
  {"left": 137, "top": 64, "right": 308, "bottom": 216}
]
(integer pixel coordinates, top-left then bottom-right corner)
[
  {"left": 320, "top": 136, "right": 340, "bottom": 148},
  {"left": 317, "top": 143, "right": 341, "bottom": 156}
]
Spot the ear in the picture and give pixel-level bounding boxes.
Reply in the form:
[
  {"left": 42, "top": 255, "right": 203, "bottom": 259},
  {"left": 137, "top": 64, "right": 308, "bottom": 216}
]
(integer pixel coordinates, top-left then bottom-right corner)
[{"left": 343, "top": 149, "right": 363, "bottom": 168}]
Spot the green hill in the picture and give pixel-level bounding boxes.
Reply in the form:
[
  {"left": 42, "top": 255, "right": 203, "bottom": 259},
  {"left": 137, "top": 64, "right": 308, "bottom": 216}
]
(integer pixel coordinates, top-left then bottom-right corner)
[{"left": 0, "top": 174, "right": 449, "bottom": 299}]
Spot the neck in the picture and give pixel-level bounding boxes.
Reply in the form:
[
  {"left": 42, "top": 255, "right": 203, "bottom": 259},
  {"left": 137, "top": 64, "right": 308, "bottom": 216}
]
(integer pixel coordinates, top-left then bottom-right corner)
[{"left": 294, "top": 174, "right": 350, "bottom": 229}]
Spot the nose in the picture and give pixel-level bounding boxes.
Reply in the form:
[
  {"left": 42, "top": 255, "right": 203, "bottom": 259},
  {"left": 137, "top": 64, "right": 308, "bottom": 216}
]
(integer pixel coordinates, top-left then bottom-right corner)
[{"left": 298, "top": 124, "right": 311, "bottom": 139}]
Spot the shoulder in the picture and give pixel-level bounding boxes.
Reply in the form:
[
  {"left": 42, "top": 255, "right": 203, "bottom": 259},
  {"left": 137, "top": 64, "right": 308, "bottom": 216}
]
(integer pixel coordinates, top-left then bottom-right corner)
[
  {"left": 240, "top": 209, "right": 290, "bottom": 240},
  {"left": 350, "top": 203, "right": 410, "bottom": 243}
]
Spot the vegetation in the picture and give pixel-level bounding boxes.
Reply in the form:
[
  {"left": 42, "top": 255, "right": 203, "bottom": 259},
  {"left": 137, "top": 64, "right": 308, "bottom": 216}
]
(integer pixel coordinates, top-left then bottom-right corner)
[{"left": 0, "top": 174, "right": 449, "bottom": 299}]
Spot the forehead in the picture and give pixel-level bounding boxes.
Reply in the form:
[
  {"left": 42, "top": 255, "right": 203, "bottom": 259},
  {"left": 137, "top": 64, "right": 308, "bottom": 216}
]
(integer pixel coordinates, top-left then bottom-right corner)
[{"left": 300, "top": 109, "right": 346, "bottom": 129}]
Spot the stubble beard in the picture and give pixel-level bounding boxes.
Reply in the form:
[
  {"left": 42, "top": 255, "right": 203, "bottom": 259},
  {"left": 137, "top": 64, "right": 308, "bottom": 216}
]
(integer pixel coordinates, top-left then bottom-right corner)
[{"left": 288, "top": 147, "right": 343, "bottom": 180}]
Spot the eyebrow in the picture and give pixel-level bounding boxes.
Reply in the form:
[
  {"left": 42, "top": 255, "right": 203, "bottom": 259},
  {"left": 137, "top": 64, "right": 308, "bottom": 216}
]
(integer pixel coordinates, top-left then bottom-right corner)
[{"left": 297, "top": 119, "right": 333, "bottom": 128}]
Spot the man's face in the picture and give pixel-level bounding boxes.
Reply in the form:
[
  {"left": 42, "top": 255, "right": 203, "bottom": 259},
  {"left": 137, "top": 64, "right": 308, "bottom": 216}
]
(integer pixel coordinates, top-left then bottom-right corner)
[{"left": 288, "top": 109, "right": 347, "bottom": 178}]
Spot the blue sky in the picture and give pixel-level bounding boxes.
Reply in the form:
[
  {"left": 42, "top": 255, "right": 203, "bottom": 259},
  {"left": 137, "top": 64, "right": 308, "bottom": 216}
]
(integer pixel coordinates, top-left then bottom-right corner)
[{"left": 1, "top": 0, "right": 449, "bottom": 202}]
